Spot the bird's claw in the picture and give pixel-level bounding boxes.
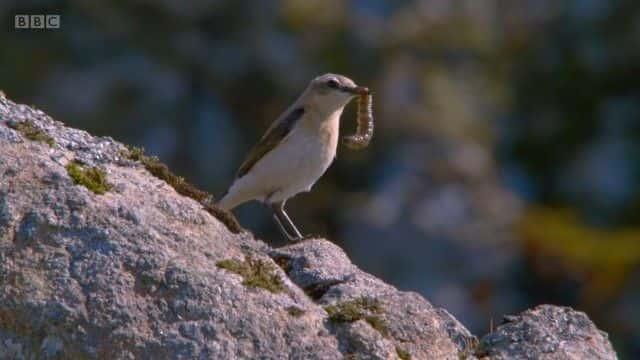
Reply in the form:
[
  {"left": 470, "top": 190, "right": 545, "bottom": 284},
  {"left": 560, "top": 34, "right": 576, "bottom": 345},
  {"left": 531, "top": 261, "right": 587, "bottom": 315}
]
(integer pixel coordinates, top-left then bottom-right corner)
[{"left": 299, "top": 234, "right": 321, "bottom": 241}]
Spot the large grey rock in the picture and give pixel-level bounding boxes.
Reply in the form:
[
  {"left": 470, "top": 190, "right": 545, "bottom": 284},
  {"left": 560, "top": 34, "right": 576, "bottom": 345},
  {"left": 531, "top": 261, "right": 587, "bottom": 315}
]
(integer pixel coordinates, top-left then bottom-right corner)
[
  {"left": 477, "top": 305, "right": 617, "bottom": 360},
  {"left": 0, "top": 94, "right": 617, "bottom": 359},
  {"left": 270, "top": 240, "right": 477, "bottom": 359}
]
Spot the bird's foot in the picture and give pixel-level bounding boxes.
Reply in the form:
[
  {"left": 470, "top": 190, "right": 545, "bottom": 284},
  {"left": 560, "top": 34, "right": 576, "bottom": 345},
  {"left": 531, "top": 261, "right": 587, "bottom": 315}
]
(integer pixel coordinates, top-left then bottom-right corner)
[
  {"left": 298, "top": 233, "right": 322, "bottom": 242},
  {"left": 280, "top": 233, "right": 319, "bottom": 243}
]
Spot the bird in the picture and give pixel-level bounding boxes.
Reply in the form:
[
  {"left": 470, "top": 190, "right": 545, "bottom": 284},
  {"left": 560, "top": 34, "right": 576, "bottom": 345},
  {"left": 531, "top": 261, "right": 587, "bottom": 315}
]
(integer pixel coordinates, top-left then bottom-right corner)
[{"left": 218, "top": 73, "right": 368, "bottom": 241}]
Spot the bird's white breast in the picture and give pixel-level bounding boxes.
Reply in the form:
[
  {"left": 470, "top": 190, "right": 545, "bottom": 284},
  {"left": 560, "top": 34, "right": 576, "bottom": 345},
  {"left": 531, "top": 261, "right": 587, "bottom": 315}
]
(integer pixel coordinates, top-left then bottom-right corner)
[{"left": 235, "top": 110, "right": 341, "bottom": 204}]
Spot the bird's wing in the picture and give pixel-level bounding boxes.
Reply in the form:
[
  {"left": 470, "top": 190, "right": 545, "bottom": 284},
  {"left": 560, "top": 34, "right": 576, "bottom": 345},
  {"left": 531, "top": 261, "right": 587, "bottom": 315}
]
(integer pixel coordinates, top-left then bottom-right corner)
[{"left": 236, "top": 107, "right": 305, "bottom": 178}]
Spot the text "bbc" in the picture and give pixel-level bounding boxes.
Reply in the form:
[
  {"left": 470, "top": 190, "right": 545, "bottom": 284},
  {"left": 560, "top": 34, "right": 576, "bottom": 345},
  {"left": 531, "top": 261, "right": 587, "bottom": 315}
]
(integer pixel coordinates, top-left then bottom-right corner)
[{"left": 15, "top": 15, "right": 60, "bottom": 29}]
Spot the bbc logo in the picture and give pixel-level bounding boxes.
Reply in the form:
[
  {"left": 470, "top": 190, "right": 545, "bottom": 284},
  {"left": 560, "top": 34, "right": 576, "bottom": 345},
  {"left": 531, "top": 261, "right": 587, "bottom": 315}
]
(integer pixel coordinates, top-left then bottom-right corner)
[{"left": 14, "top": 15, "right": 60, "bottom": 29}]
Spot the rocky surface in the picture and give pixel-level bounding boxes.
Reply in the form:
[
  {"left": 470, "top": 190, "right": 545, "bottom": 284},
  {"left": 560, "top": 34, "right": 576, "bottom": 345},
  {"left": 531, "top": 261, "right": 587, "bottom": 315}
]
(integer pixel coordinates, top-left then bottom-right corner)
[
  {"left": 477, "top": 305, "right": 617, "bottom": 360},
  {"left": 0, "top": 94, "right": 617, "bottom": 359}
]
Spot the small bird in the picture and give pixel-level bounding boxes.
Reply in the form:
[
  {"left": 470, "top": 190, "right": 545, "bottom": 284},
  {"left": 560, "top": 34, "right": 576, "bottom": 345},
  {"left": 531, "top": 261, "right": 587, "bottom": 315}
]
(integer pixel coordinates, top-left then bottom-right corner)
[{"left": 218, "top": 73, "right": 368, "bottom": 241}]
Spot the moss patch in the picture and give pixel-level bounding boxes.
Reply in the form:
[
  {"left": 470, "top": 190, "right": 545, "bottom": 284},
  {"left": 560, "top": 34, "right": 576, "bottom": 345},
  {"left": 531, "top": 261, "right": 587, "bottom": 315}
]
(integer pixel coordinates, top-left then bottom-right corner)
[
  {"left": 286, "top": 306, "right": 305, "bottom": 317},
  {"left": 324, "top": 297, "right": 389, "bottom": 337},
  {"left": 121, "top": 146, "right": 243, "bottom": 233},
  {"left": 9, "top": 121, "right": 55, "bottom": 146},
  {"left": 216, "top": 256, "right": 285, "bottom": 293},
  {"left": 396, "top": 346, "right": 411, "bottom": 360},
  {"left": 123, "top": 146, "right": 211, "bottom": 201},
  {"left": 66, "top": 161, "right": 112, "bottom": 195}
]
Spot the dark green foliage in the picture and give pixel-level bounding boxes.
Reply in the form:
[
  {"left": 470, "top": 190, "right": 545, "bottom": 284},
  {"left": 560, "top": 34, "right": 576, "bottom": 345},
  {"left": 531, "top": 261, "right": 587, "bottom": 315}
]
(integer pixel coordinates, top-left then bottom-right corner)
[
  {"left": 66, "top": 161, "right": 112, "bottom": 195},
  {"left": 216, "top": 257, "right": 285, "bottom": 293}
]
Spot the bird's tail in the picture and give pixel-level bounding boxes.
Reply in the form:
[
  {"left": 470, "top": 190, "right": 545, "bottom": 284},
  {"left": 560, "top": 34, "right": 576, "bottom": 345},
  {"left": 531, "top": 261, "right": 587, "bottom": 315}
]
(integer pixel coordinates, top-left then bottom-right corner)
[
  {"left": 217, "top": 189, "right": 245, "bottom": 211},
  {"left": 217, "top": 192, "right": 234, "bottom": 211}
]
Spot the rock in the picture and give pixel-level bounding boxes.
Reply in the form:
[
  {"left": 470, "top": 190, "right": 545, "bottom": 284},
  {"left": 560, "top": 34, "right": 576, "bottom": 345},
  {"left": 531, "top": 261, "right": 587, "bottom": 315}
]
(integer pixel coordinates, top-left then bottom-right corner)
[
  {"left": 270, "top": 240, "right": 477, "bottom": 359},
  {"left": 477, "top": 305, "right": 617, "bottom": 359},
  {"left": 0, "top": 94, "right": 618, "bottom": 359}
]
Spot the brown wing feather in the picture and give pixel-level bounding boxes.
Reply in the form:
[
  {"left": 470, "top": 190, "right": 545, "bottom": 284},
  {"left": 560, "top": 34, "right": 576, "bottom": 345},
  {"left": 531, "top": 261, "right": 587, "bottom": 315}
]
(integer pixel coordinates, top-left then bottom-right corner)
[{"left": 236, "top": 107, "right": 305, "bottom": 178}]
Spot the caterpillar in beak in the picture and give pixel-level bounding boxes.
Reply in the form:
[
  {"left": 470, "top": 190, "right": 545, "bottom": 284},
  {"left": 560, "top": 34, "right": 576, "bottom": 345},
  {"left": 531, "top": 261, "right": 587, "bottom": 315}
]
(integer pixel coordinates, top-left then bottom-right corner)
[{"left": 343, "top": 89, "right": 373, "bottom": 150}]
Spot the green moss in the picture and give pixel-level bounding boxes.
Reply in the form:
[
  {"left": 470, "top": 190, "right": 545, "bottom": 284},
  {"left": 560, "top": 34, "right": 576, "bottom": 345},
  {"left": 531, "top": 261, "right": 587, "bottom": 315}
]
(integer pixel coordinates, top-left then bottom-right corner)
[
  {"left": 216, "top": 257, "right": 285, "bottom": 293},
  {"left": 324, "top": 297, "right": 382, "bottom": 322},
  {"left": 124, "top": 145, "right": 145, "bottom": 161},
  {"left": 324, "top": 297, "right": 389, "bottom": 337},
  {"left": 396, "top": 346, "right": 411, "bottom": 360},
  {"left": 286, "top": 306, "right": 305, "bottom": 317},
  {"left": 122, "top": 146, "right": 210, "bottom": 201},
  {"left": 66, "top": 161, "right": 112, "bottom": 195},
  {"left": 121, "top": 146, "right": 243, "bottom": 234},
  {"left": 9, "top": 121, "right": 55, "bottom": 146},
  {"left": 364, "top": 315, "right": 389, "bottom": 337}
]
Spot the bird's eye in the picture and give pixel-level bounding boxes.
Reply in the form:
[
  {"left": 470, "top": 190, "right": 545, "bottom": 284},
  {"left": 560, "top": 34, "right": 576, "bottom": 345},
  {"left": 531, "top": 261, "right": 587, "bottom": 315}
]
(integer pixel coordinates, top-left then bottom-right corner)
[{"left": 327, "top": 79, "right": 339, "bottom": 89}]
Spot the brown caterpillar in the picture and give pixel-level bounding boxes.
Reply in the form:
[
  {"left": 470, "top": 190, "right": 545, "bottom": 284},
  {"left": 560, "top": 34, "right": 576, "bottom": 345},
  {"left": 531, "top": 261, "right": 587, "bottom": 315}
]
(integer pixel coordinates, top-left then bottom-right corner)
[{"left": 343, "top": 89, "right": 374, "bottom": 150}]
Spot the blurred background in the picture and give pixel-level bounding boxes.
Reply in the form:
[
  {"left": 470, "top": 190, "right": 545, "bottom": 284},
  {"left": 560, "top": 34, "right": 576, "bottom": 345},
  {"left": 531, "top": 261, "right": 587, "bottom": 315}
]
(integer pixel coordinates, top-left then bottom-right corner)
[{"left": 2, "top": 0, "right": 639, "bottom": 357}]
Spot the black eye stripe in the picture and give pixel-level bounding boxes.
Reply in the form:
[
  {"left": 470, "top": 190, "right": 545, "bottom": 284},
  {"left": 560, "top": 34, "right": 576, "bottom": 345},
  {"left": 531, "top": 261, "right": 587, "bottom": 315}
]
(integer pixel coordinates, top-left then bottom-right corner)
[{"left": 327, "top": 79, "right": 339, "bottom": 88}]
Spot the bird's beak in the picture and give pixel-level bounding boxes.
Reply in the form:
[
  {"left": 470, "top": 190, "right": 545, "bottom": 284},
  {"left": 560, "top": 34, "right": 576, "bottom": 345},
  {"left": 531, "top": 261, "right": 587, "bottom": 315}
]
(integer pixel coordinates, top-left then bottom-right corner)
[{"left": 343, "top": 85, "right": 369, "bottom": 95}]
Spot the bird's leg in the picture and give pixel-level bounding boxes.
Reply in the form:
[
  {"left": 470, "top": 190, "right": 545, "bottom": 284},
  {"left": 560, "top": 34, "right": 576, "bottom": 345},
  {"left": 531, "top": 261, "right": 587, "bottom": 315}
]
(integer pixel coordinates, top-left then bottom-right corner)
[{"left": 270, "top": 201, "right": 302, "bottom": 241}]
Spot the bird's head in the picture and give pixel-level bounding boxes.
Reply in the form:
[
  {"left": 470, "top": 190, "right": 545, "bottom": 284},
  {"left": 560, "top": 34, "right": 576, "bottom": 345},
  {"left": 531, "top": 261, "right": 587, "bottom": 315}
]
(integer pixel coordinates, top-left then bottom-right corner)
[{"left": 304, "top": 73, "right": 369, "bottom": 113}]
